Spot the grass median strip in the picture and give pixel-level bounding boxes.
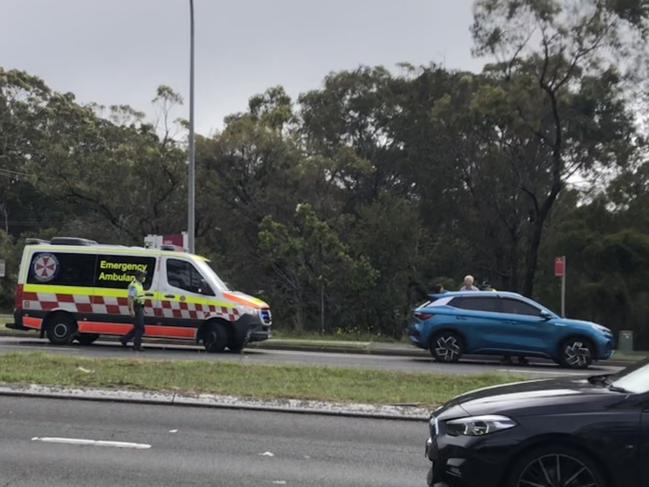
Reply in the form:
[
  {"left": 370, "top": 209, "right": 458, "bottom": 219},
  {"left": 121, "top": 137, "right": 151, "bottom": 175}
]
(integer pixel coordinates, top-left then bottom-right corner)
[{"left": 0, "top": 352, "right": 524, "bottom": 407}]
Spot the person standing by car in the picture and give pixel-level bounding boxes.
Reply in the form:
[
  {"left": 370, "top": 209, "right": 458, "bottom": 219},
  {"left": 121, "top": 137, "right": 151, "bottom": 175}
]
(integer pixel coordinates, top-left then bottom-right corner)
[
  {"left": 431, "top": 283, "right": 447, "bottom": 294},
  {"left": 459, "top": 275, "right": 479, "bottom": 291},
  {"left": 121, "top": 270, "right": 146, "bottom": 351}
]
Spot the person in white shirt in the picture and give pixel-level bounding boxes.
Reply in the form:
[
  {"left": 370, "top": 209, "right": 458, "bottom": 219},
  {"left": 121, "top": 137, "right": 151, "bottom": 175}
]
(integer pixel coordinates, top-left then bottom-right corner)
[{"left": 459, "top": 275, "right": 479, "bottom": 291}]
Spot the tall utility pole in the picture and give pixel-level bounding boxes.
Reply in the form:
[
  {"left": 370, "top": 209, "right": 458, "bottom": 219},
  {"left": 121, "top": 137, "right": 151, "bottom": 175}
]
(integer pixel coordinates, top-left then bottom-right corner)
[
  {"left": 560, "top": 256, "right": 567, "bottom": 317},
  {"left": 187, "top": 0, "right": 196, "bottom": 253}
]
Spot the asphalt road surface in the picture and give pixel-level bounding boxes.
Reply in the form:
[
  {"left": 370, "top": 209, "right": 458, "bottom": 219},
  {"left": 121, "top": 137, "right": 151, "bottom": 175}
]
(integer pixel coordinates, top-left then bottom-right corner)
[
  {"left": 0, "top": 395, "right": 427, "bottom": 487},
  {"left": 0, "top": 335, "right": 623, "bottom": 378}
]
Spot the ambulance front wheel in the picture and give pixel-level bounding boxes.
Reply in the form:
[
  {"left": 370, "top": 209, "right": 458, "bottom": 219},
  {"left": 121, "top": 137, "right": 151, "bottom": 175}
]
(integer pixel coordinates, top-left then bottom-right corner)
[
  {"left": 203, "top": 322, "right": 228, "bottom": 353},
  {"left": 45, "top": 313, "right": 77, "bottom": 345}
]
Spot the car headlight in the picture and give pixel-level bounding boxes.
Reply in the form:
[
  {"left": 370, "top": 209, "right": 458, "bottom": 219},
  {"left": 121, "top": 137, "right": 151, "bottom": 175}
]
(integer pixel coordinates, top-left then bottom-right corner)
[
  {"left": 445, "top": 415, "right": 517, "bottom": 437},
  {"left": 594, "top": 325, "right": 611, "bottom": 335}
]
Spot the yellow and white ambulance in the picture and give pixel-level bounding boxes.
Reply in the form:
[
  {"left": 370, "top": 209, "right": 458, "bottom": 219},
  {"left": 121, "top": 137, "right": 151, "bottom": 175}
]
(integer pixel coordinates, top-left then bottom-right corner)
[{"left": 9, "top": 237, "right": 272, "bottom": 352}]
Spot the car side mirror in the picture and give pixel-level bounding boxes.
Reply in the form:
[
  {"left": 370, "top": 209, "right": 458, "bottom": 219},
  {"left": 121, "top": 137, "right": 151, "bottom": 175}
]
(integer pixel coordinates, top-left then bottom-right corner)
[{"left": 539, "top": 310, "right": 553, "bottom": 320}]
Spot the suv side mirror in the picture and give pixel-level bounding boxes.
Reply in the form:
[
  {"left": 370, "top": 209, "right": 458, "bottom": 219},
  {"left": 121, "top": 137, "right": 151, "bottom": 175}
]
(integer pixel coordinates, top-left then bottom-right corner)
[{"left": 539, "top": 310, "right": 553, "bottom": 320}]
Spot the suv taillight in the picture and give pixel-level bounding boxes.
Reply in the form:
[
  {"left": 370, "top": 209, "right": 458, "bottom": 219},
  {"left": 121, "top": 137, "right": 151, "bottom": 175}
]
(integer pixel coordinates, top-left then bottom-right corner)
[
  {"left": 415, "top": 311, "right": 433, "bottom": 321},
  {"left": 15, "top": 284, "right": 23, "bottom": 311}
]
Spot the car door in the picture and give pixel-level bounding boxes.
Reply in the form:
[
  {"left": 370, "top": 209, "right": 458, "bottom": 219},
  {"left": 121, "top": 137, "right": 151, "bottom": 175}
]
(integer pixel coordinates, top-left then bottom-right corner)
[
  {"left": 494, "top": 297, "right": 553, "bottom": 355},
  {"left": 156, "top": 257, "right": 216, "bottom": 338},
  {"left": 447, "top": 296, "right": 503, "bottom": 351}
]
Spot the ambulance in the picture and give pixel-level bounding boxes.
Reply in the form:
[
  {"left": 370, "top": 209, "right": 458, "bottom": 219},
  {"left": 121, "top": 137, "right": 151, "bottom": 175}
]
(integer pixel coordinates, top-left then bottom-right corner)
[{"left": 8, "top": 237, "right": 272, "bottom": 352}]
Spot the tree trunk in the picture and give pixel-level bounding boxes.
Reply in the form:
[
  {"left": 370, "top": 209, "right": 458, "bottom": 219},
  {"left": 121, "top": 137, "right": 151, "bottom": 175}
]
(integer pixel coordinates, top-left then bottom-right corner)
[
  {"left": 0, "top": 203, "right": 7, "bottom": 234},
  {"left": 523, "top": 177, "right": 562, "bottom": 297}
]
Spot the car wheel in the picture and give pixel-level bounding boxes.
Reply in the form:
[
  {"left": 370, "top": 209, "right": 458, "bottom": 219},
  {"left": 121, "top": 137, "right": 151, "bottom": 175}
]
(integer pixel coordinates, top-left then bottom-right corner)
[
  {"left": 77, "top": 333, "right": 99, "bottom": 345},
  {"left": 559, "top": 337, "right": 594, "bottom": 369},
  {"left": 203, "top": 323, "right": 228, "bottom": 353},
  {"left": 507, "top": 445, "right": 607, "bottom": 487},
  {"left": 228, "top": 329, "right": 250, "bottom": 353},
  {"left": 430, "top": 331, "right": 464, "bottom": 363},
  {"left": 46, "top": 314, "right": 77, "bottom": 345}
]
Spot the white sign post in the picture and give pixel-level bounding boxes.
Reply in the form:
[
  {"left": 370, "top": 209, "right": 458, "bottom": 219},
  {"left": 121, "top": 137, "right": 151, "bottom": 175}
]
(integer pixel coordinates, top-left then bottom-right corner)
[{"left": 0, "top": 259, "right": 5, "bottom": 278}]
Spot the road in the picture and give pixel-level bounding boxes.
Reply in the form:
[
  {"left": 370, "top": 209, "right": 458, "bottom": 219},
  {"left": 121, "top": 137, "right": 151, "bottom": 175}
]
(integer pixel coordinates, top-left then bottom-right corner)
[
  {"left": 0, "top": 335, "right": 622, "bottom": 378},
  {"left": 0, "top": 395, "right": 427, "bottom": 487}
]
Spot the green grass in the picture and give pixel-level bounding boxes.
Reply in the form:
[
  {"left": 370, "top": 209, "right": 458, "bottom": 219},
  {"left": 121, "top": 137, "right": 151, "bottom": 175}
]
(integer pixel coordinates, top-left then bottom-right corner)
[
  {"left": 270, "top": 329, "right": 403, "bottom": 343},
  {"left": 0, "top": 314, "right": 35, "bottom": 337},
  {"left": 0, "top": 352, "right": 523, "bottom": 407}
]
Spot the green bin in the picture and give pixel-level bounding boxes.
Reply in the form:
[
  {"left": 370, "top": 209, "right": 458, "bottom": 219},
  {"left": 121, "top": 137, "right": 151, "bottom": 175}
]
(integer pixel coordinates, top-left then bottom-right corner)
[{"left": 618, "top": 330, "right": 634, "bottom": 352}]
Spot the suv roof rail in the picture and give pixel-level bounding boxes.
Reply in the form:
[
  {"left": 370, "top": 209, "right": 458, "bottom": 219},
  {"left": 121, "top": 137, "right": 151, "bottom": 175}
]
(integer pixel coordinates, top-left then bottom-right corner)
[
  {"left": 50, "top": 237, "right": 98, "bottom": 246},
  {"left": 25, "top": 238, "right": 50, "bottom": 245}
]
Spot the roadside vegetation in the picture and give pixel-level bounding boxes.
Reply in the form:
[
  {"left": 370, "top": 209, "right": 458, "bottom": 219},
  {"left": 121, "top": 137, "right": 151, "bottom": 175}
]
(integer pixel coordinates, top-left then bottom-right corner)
[
  {"left": 2, "top": 1, "right": 649, "bottom": 345},
  {"left": 0, "top": 352, "right": 522, "bottom": 407}
]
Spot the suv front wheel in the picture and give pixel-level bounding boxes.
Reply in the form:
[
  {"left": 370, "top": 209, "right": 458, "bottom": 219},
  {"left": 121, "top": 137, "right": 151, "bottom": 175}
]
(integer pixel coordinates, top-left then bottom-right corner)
[{"left": 558, "top": 337, "right": 594, "bottom": 369}]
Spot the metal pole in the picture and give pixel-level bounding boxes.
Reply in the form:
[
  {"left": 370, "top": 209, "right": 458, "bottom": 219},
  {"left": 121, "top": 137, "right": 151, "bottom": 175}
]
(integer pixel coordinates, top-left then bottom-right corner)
[
  {"left": 561, "top": 256, "right": 566, "bottom": 317},
  {"left": 187, "top": 0, "right": 196, "bottom": 253},
  {"left": 320, "top": 282, "right": 325, "bottom": 335}
]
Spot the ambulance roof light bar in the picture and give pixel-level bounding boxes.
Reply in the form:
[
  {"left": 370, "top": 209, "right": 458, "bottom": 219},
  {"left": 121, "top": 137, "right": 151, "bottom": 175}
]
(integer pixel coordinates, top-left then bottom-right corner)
[
  {"left": 50, "top": 237, "right": 98, "bottom": 246},
  {"left": 25, "top": 238, "right": 50, "bottom": 245}
]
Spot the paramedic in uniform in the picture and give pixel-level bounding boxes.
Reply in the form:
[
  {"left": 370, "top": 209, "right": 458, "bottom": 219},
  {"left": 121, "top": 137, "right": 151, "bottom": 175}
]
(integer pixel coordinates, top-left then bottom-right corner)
[{"left": 121, "top": 270, "right": 146, "bottom": 351}]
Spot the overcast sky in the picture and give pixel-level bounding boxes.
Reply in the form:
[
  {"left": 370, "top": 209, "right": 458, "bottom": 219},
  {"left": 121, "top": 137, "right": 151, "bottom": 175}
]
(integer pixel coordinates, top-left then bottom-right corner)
[{"left": 2, "top": 0, "right": 482, "bottom": 136}]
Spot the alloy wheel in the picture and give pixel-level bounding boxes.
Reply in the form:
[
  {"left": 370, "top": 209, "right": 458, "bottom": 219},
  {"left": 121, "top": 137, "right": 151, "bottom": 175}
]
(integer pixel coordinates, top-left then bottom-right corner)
[
  {"left": 517, "top": 453, "right": 601, "bottom": 487},
  {"left": 434, "top": 335, "right": 461, "bottom": 361},
  {"left": 563, "top": 341, "right": 591, "bottom": 368}
]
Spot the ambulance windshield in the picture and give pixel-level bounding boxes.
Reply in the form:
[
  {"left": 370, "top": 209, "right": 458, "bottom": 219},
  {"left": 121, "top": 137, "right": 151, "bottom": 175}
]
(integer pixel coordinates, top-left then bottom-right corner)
[{"left": 195, "top": 259, "right": 229, "bottom": 292}]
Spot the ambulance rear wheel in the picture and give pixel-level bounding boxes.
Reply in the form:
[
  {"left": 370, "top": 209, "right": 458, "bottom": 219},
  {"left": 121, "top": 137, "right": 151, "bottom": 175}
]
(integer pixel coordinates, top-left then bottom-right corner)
[
  {"left": 203, "top": 323, "right": 227, "bottom": 353},
  {"left": 46, "top": 313, "right": 77, "bottom": 345},
  {"left": 77, "top": 333, "right": 99, "bottom": 345}
]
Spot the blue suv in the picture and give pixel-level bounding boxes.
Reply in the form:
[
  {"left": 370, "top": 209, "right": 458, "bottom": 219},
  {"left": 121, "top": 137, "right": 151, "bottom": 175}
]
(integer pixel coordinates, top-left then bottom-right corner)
[{"left": 408, "top": 291, "right": 614, "bottom": 368}]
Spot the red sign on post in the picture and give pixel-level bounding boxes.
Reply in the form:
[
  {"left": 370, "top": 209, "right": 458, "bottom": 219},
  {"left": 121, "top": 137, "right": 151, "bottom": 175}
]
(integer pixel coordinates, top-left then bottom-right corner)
[{"left": 554, "top": 257, "right": 566, "bottom": 277}]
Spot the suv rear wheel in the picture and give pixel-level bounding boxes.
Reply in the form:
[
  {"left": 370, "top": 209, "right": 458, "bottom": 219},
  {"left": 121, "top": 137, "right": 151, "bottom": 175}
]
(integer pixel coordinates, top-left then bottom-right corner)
[{"left": 430, "top": 331, "right": 464, "bottom": 363}]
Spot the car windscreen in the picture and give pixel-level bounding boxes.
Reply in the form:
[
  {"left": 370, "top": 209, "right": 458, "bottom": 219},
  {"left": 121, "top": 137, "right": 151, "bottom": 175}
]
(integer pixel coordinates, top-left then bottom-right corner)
[
  {"left": 194, "top": 259, "right": 229, "bottom": 292},
  {"left": 611, "top": 359, "right": 649, "bottom": 394}
]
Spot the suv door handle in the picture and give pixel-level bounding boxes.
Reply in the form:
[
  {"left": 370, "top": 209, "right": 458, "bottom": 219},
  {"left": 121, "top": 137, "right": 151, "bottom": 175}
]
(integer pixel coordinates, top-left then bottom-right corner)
[{"left": 164, "top": 294, "right": 175, "bottom": 299}]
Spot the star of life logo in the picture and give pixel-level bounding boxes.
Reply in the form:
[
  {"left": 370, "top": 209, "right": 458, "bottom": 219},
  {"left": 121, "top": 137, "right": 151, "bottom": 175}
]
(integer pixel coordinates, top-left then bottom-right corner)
[{"left": 32, "top": 253, "right": 59, "bottom": 282}]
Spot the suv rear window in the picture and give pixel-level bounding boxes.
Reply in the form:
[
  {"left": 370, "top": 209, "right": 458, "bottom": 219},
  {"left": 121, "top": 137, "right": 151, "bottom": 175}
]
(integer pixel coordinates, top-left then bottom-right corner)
[{"left": 450, "top": 296, "right": 500, "bottom": 312}]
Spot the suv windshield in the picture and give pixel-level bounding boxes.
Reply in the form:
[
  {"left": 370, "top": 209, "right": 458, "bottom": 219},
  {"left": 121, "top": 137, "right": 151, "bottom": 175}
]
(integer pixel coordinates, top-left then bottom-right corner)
[{"left": 194, "top": 258, "right": 229, "bottom": 292}]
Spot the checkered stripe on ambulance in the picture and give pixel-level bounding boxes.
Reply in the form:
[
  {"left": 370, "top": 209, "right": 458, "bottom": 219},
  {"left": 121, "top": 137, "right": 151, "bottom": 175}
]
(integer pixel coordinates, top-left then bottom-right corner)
[{"left": 14, "top": 243, "right": 271, "bottom": 351}]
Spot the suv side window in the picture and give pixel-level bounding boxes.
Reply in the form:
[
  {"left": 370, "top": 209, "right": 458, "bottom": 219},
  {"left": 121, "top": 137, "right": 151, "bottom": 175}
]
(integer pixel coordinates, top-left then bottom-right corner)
[
  {"left": 500, "top": 298, "right": 541, "bottom": 316},
  {"left": 450, "top": 297, "right": 501, "bottom": 312},
  {"left": 166, "top": 259, "right": 214, "bottom": 296},
  {"left": 27, "top": 252, "right": 96, "bottom": 287}
]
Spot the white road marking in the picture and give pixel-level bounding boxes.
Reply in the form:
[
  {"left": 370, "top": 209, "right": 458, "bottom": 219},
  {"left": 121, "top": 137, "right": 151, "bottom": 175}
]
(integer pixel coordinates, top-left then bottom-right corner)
[
  {"left": 169, "top": 429, "right": 178, "bottom": 433},
  {"left": 259, "top": 451, "right": 275, "bottom": 457},
  {"left": 31, "top": 437, "right": 151, "bottom": 449},
  {"left": 271, "top": 481, "right": 287, "bottom": 485}
]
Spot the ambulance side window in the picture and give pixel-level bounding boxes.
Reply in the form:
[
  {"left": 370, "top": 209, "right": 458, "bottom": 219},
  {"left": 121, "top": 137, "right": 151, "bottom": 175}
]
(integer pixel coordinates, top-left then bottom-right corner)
[
  {"left": 166, "top": 259, "right": 214, "bottom": 296},
  {"left": 27, "top": 252, "right": 96, "bottom": 287}
]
